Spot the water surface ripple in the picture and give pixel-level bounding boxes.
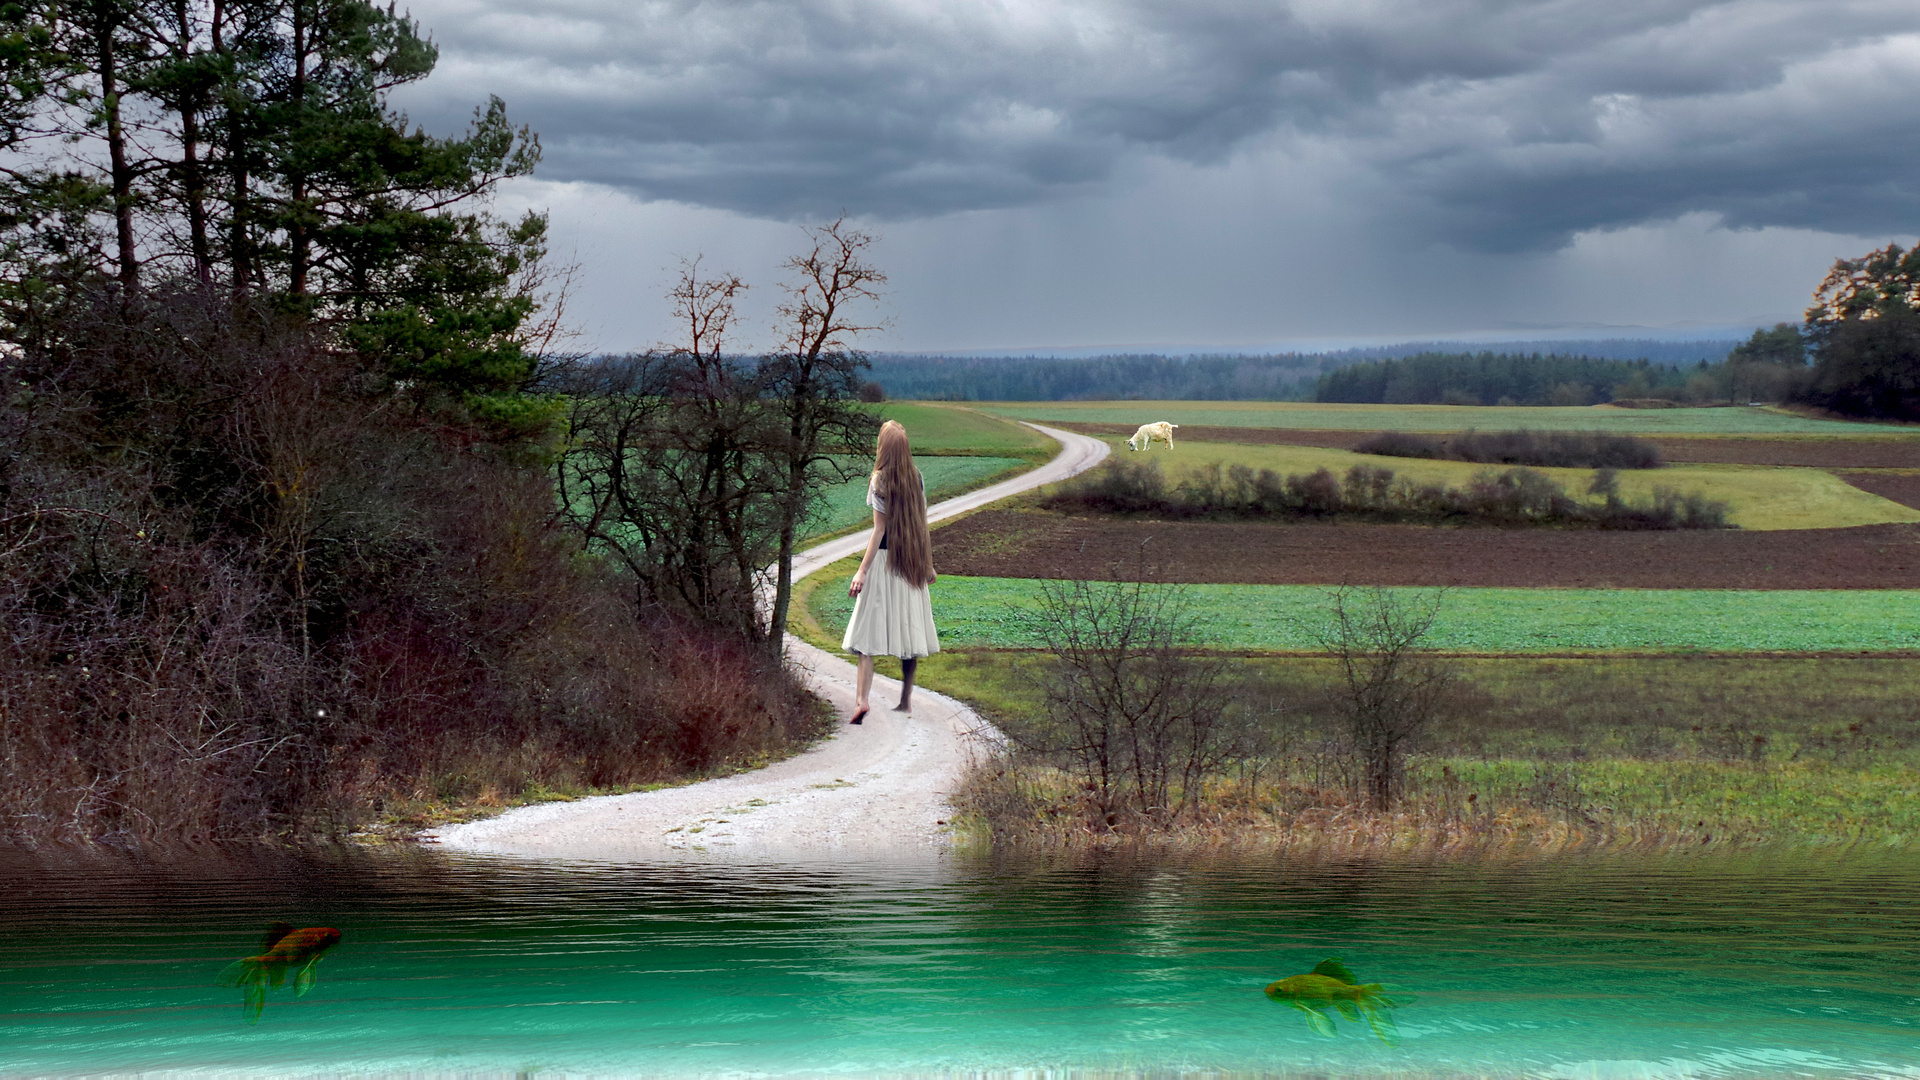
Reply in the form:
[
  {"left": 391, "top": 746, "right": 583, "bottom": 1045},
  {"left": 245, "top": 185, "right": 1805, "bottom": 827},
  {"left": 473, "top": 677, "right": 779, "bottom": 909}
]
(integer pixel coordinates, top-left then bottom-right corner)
[{"left": 0, "top": 849, "right": 1916, "bottom": 1078}]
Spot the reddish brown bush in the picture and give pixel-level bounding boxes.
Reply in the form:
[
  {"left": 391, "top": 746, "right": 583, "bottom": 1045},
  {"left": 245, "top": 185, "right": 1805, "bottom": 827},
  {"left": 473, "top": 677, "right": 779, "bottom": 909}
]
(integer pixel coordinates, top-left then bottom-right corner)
[{"left": 0, "top": 290, "right": 824, "bottom": 847}]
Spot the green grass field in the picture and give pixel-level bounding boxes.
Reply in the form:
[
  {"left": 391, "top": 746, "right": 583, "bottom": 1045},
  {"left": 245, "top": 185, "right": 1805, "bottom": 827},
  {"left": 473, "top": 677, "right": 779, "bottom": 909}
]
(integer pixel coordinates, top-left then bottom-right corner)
[
  {"left": 798, "top": 404, "right": 1050, "bottom": 541},
  {"left": 971, "top": 400, "right": 1918, "bottom": 436},
  {"left": 910, "top": 650, "right": 1920, "bottom": 849},
  {"left": 809, "top": 456, "right": 1029, "bottom": 539},
  {"left": 803, "top": 562, "right": 1920, "bottom": 652},
  {"left": 1072, "top": 436, "right": 1920, "bottom": 531},
  {"left": 871, "top": 402, "right": 1053, "bottom": 456}
]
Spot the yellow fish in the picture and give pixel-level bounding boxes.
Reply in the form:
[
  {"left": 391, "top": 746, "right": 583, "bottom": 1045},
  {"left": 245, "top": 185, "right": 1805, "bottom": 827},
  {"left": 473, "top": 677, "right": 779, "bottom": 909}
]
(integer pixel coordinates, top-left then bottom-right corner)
[
  {"left": 1265, "top": 958, "right": 1408, "bottom": 1045},
  {"left": 215, "top": 923, "right": 342, "bottom": 1024}
]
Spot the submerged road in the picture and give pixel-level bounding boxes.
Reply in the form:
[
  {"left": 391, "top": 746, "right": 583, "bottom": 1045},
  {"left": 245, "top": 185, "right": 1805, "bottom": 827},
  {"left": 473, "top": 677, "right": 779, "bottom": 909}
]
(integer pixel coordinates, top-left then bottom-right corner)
[{"left": 427, "top": 421, "right": 1110, "bottom": 862}]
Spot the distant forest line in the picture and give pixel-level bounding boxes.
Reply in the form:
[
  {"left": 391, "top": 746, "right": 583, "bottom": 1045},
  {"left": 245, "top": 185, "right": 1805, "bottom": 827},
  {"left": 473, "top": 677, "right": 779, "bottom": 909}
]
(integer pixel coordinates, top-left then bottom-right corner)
[{"left": 867, "top": 338, "right": 1745, "bottom": 404}]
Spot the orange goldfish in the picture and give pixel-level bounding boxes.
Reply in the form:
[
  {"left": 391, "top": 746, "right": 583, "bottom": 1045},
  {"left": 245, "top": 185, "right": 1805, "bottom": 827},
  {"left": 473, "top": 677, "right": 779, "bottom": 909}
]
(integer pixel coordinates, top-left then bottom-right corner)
[
  {"left": 1265, "top": 958, "right": 1409, "bottom": 1045},
  {"left": 215, "top": 923, "right": 341, "bottom": 1023}
]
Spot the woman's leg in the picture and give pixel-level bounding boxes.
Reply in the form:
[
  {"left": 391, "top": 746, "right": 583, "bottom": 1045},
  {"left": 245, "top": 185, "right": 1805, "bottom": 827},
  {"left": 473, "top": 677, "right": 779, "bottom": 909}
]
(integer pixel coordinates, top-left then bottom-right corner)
[
  {"left": 853, "top": 652, "right": 875, "bottom": 721},
  {"left": 894, "top": 656, "right": 918, "bottom": 711}
]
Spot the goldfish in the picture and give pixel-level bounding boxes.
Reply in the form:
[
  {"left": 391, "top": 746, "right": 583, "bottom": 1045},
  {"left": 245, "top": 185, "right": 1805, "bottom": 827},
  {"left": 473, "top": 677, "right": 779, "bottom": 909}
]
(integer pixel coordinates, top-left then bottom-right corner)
[
  {"left": 215, "top": 923, "right": 341, "bottom": 1024},
  {"left": 1265, "top": 958, "right": 1409, "bottom": 1045}
]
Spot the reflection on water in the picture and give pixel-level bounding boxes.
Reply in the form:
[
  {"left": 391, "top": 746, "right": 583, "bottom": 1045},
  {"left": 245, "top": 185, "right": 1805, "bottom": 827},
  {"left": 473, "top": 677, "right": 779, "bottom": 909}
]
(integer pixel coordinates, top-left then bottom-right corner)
[{"left": 0, "top": 847, "right": 1916, "bottom": 1077}]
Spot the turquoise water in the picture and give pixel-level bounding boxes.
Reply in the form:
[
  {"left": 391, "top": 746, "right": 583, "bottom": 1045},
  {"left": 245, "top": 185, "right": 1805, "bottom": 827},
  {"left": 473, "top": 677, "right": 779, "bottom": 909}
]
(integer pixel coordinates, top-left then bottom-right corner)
[{"left": 1, "top": 850, "right": 1917, "bottom": 1077}]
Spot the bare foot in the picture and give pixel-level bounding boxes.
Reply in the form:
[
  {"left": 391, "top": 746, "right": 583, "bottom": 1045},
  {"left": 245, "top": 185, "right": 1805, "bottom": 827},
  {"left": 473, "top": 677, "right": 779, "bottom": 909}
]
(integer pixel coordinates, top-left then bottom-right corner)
[{"left": 892, "top": 701, "right": 911, "bottom": 712}]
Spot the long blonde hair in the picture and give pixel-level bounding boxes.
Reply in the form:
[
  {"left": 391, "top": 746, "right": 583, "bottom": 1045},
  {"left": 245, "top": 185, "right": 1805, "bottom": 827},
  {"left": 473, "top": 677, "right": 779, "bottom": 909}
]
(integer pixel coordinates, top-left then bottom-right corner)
[{"left": 873, "top": 420, "right": 934, "bottom": 586}]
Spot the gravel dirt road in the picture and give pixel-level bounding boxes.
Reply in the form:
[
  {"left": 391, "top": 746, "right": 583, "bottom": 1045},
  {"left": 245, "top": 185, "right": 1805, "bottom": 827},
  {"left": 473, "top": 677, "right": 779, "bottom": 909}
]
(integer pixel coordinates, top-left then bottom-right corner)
[{"left": 426, "top": 420, "right": 1108, "bottom": 862}]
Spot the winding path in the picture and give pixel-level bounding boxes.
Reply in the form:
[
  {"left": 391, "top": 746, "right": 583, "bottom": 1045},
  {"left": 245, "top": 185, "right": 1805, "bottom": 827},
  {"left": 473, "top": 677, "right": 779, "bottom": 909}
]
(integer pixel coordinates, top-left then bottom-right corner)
[{"left": 427, "top": 422, "right": 1109, "bottom": 862}]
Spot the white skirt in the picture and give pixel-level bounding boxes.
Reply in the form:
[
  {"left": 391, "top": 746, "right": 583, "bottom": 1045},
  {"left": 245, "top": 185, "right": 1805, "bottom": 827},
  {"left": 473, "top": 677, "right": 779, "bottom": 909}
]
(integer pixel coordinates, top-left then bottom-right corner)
[{"left": 842, "top": 549, "right": 940, "bottom": 659}]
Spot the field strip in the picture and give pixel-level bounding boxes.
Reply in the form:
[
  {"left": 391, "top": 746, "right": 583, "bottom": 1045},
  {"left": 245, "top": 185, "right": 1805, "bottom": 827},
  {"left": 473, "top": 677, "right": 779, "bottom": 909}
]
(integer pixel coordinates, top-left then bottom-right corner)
[
  {"left": 1064, "top": 435, "right": 1920, "bottom": 530},
  {"left": 426, "top": 423, "right": 1109, "bottom": 862},
  {"left": 807, "top": 575, "right": 1920, "bottom": 654}
]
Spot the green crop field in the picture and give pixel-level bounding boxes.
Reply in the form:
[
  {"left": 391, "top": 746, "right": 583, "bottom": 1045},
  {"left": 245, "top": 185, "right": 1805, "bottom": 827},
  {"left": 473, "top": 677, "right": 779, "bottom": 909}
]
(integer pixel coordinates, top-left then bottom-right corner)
[
  {"left": 871, "top": 402, "right": 1053, "bottom": 456},
  {"left": 1067, "top": 436, "right": 1920, "bottom": 531},
  {"left": 804, "top": 563, "right": 1920, "bottom": 653},
  {"left": 971, "top": 400, "right": 1919, "bottom": 436},
  {"left": 808, "top": 456, "right": 1030, "bottom": 540},
  {"left": 798, "top": 404, "right": 1051, "bottom": 541}
]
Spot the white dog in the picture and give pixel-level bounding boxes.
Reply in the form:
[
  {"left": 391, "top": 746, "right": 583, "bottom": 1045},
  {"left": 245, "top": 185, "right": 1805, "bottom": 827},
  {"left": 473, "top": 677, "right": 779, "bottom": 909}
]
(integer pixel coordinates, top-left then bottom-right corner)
[{"left": 1127, "top": 421, "right": 1178, "bottom": 451}]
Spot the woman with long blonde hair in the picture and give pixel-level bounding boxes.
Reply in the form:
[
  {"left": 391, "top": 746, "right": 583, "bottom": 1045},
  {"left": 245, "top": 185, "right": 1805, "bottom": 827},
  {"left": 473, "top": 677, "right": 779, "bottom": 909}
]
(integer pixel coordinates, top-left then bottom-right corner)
[{"left": 842, "top": 420, "right": 939, "bottom": 724}]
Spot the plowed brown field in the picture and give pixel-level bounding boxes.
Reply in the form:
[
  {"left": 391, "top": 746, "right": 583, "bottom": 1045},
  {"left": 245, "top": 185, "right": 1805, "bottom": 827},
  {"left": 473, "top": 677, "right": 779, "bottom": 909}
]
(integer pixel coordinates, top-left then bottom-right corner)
[
  {"left": 1052, "top": 421, "right": 1920, "bottom": 468},
  {"left": 933, "top": 510, "right": 1920, "bottom": 589},
  {"left": 1838, "top": 472, "right": 1920, "bottom": 510}
]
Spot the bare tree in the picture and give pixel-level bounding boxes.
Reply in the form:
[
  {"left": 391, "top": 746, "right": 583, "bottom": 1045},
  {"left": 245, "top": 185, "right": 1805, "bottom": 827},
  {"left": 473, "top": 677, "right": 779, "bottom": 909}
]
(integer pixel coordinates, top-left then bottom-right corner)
[
  {"left": 760, "top": 216, "right": 885, "bottom": 640},
  {"left": 550, "top": 260, "right": 784, "bottom": 638},
  {"left": 1016, "top": 566, "right": 1229, "bottom": 828},
  {"left": 1320, "top": 587, "right": 1455, "bottom": 810}
]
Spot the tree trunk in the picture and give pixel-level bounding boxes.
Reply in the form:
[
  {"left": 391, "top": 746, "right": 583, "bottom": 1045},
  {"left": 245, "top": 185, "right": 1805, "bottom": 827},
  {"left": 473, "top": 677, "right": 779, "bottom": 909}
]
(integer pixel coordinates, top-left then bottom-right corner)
[
  {"left": 287, "top": 0, "right": 309, "bottom": 296},
  {"left": 768, "top": 464, "right": 802, "bottom": 642},
  {"left": 1366, "top": 739, "right": 1394, "bottom": 810},
  {"left": 767, "top": 364, "right": 815, "bottom": 643},
  {"left": 174, "top": 0, "right": 211, "bottom": 284},
  {"left": 212, "top": 0, "right": 253, "bottom": 295},
  {"left": 96, "top": 3, "right": 137, "bottom": 290}
]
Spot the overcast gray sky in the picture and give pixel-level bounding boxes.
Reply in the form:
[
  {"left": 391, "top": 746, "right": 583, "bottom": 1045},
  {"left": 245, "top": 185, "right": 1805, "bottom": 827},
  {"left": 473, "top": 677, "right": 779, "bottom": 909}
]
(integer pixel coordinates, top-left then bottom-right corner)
[{"left": 392, "top": 0, "right": 1920, "bottom": 354}]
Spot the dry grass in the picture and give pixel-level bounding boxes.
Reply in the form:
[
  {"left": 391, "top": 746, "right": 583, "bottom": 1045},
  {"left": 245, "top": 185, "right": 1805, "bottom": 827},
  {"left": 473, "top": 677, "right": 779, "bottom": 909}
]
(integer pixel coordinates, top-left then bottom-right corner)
[
  {"left": 952, "top": 755, "right": 1907, "bottom": 857},
  {"left": 937, "top": 651, "right": 1920, "bottom": 854}
]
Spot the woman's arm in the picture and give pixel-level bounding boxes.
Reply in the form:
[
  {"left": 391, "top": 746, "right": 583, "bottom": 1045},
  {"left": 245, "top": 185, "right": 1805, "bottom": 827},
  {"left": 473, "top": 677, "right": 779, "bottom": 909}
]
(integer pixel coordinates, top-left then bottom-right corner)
[{"left": 849, "top": 508, "right": 884, "bottom": 597}]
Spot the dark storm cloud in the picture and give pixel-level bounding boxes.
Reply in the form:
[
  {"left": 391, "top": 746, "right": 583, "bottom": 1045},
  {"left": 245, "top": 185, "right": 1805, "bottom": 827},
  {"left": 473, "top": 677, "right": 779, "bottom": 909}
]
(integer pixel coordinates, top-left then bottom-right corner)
[{"left": 413, "top": 0, "right": 1920, "bottom": 249}]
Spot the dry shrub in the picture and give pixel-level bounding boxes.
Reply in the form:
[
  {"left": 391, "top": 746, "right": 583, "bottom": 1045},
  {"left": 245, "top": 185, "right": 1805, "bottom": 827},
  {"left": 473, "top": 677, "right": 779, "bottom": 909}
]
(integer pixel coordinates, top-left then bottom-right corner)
[
  {"left": 1043, "top": 457, "right": 1729, "bottom": 529},
  {"left": 954, "top": 753, "right": 1732, "bottom": 858},
  {"left": 1010, "top": 574, "right": 1231, "bottom": 827},
  {"left": 0, "top": 289, "right": 824, "bottom": 847}
]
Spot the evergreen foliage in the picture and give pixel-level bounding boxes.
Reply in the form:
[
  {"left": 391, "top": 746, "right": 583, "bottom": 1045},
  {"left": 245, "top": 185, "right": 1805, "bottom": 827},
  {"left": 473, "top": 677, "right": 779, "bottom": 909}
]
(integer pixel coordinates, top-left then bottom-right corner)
[
  {"left": 867, "top": 353, "right": 1329, "bottom": 401},
  {"left": 1799, "top": 240, "right": 1920, "bottom": 420},
  {"left": 1314, "top": 352, "right": 1702, "bottom": 406},
  {"left": 864, "top": 339, "right": 1741, "bottom": 403},
  {"left": 6, "top": 0, "right": 546, "bottom": 413}
]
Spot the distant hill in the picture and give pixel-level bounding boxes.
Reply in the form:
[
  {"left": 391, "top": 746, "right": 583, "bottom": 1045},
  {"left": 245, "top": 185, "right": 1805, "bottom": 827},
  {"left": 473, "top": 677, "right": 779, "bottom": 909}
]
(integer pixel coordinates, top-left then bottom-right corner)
[
  {"left": 864, "top": 353, "right": 1330, "bottom": 401},
  {"left": 865, "top": 338, "right": 1741, "bottom": 402}
]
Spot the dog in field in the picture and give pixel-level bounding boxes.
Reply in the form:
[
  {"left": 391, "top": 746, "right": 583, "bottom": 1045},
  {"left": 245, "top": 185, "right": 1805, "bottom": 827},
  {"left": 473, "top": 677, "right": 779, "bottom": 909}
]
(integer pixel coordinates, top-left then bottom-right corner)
[{"left": 1127, "top": 421, "right": 1178, "bottom": 451}]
